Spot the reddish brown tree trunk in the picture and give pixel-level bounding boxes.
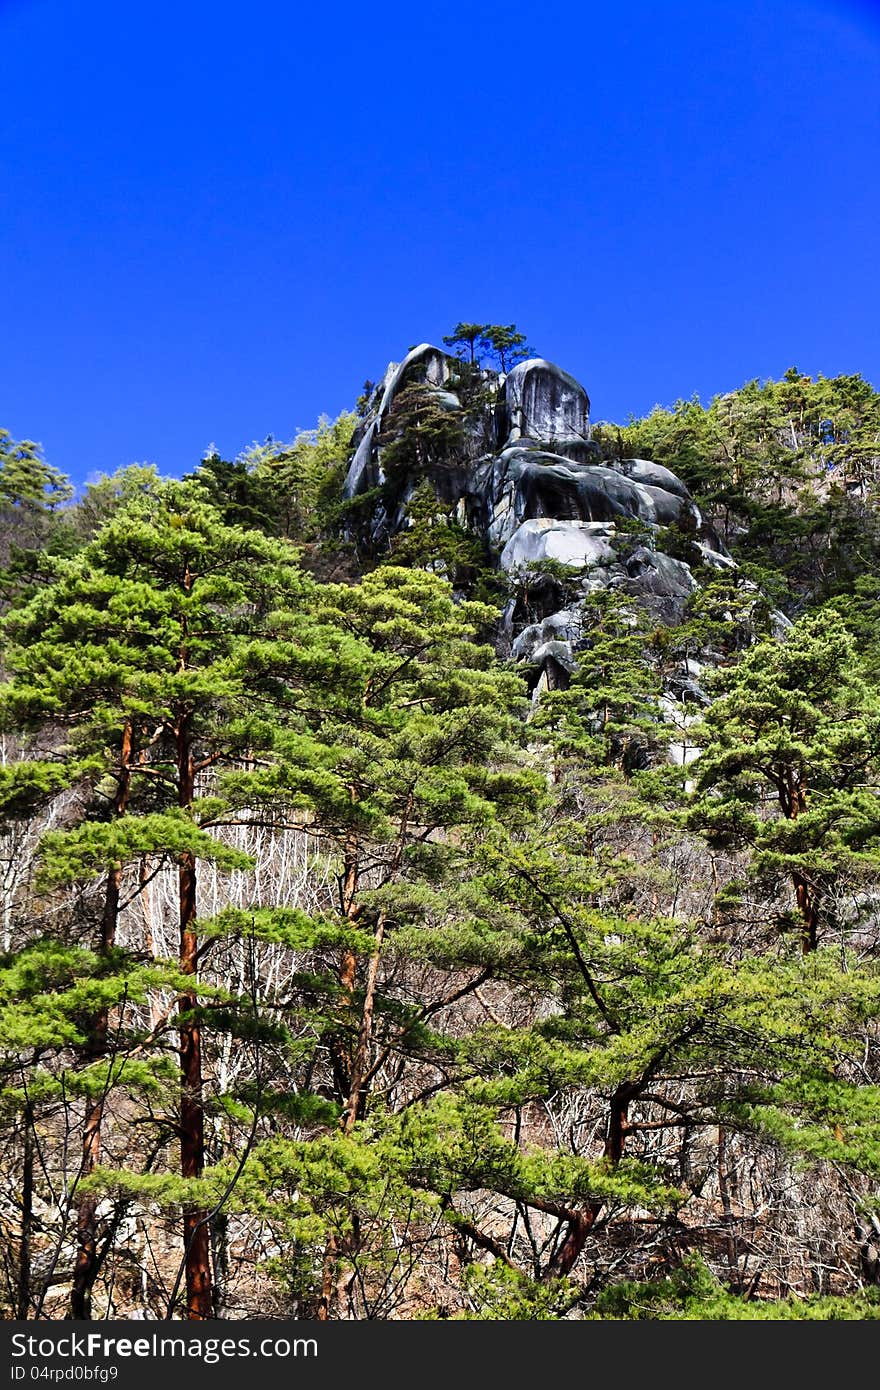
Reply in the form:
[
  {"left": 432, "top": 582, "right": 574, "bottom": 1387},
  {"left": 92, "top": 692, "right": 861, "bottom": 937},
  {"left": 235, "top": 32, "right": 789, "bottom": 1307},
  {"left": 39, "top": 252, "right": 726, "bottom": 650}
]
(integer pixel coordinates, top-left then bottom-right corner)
[
  {"left": 316, "top": 1235, "right": 338, "bottom": 1322},
  {"left": 317, "top": 833, "right": 363, "bottom": 1320},
  {"left": 341, "top": 912, "right": 386, "bottom": 1136},
  {"left": 786, "top": 777, "right": 818, "bottom": 953},
  {"left": 17, "top": 1102, "right": 34, "bottom": 1319},
  {"left": 178, "top": 717, "right": 212, "bottom": 1320},
  {"left": 320, "top": 793, "right": 410, "bottom": 1315},
  {"left": 794, "top": 871, "right": 819, "bottom": 954},
  {"left": 547, "top": 1081, "right": 634, "bottom": 1278},
  {"left": 71, "top": 721, "right": 132, "bottom": 1320}
]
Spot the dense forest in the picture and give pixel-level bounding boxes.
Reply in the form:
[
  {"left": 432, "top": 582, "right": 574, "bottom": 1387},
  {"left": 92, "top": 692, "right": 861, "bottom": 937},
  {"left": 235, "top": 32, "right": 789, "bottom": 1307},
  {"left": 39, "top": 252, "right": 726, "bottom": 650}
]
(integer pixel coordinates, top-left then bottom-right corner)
[{"left": 2, "top": 333, "right": 880, "bottom": 1321}]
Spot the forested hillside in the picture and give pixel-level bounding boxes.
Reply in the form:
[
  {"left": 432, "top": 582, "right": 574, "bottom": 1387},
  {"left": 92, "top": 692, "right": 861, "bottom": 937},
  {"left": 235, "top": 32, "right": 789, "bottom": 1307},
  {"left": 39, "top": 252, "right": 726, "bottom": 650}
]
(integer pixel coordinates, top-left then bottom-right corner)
[{"left": 2, "top": 336, "right": 880, "bottom": 1321}]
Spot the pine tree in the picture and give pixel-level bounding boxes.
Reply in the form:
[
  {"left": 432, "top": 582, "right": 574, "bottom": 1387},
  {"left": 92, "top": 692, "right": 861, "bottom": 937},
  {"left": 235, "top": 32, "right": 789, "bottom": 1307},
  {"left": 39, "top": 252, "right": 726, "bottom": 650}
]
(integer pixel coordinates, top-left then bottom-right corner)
[
  {"left": 367, "top": 810, "right": 880, "bottom": 1296},
  {"left": 190, "top": 413, "right": 356, "bottom": 540},
  {"left": 378, "top": 383, "right": 465, "bottom": 481},
  {"left": 390, "top": 479, "right": 484, "bottom": 582},
  {"left": 0, "top": 430, "right": 76, "bottom": 603},
  {"left": 478, "top": 325, "right": 534, "bottom": 374},
  {"left": 2, "top": 480, "right": 311, "bottom": 1318},
  {"left": 442, "top": 323, "right": 489, "bottom": 365},
  {"left": 531, "top": 589, "right": 665, "bottom": 776},
  {"left": 224, "top": 564, "right": 539, "bottom": 1315},
  {"left": 689, "top": 609, "right": 880, "bottom": 951}
]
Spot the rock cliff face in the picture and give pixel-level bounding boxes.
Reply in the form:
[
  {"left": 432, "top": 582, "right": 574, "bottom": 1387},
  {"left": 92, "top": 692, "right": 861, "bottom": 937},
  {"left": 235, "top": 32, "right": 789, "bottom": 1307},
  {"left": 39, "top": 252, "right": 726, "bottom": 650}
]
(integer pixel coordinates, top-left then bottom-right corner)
[
  {"left": 500, "top": 357, "right": 591, "bottom": 449},
  {"left": 346, "top": 344, "right": 704, "bottom": 541},
  {"left": 342, "top": 342, "right": 759, "bottom": 715}
]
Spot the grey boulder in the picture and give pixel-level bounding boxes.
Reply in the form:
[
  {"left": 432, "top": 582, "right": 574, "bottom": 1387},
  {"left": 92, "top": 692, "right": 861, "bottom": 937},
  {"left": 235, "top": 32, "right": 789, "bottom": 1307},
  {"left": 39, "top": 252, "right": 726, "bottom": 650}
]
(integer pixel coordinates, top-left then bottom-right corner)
[
  {"left": 500, "top": 357, "right": 591, "bottom": 449},
  {"left": 500, "top": 518, "right": 617, "bottom": 573}
]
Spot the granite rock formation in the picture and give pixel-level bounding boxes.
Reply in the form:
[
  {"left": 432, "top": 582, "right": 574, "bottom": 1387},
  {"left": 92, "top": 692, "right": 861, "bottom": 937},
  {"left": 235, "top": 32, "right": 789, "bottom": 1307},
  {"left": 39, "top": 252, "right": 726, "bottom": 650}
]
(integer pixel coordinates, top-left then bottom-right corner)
[
  {"left": 342, "top": 342, "right": 774, "bottom": 731},
  {"left": 345, "top": 343, "right": 703, "bottom": 555}
]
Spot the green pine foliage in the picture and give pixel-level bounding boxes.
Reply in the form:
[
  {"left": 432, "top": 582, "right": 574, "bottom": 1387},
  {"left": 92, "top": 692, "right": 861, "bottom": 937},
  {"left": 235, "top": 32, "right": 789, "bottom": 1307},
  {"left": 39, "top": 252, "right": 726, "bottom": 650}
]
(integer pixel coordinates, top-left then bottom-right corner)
[
  {"left": 2, "top": 360, "right": 880, "bottom": 1319},
  {"left": 592, "top": 368, "right": 880, "bottom": 607},
  {"left": 0, "top": 429, "right": 77, "bottom": 604},
  {"left": 185, "top": 412, "right": 357, "bottom": 541},
  {"left": 531, "top": 589, "right": 665, "bottom": 775},
  {"left": 688, "top": 608, "right": 880, "bottom": 949},
  {"left": 590, "top": 1255, "right": 880, "bottom": 1319},
  {"left": 390, "top": 480, "right": 486, "bottom": 583}
]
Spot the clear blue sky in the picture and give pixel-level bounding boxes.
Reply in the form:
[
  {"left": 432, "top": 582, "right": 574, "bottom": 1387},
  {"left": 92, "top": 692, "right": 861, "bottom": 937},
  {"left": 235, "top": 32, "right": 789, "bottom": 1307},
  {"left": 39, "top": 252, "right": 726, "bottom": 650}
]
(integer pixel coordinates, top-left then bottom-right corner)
[{"left": 1, "top": 0, "right": 878, "bottom": 489}]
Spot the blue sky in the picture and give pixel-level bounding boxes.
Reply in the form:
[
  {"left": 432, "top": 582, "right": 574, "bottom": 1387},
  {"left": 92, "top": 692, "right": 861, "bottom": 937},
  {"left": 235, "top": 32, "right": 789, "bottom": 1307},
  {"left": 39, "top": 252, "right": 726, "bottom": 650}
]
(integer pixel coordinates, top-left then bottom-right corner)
[{"left": 1, "top": 0, "right": 878, "bottom": 488}]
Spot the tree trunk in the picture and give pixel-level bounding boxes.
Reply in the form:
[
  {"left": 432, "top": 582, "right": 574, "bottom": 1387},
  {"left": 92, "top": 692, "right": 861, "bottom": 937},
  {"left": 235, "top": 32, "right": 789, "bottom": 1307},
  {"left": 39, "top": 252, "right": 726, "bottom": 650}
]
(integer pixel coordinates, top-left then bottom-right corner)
[
  {"left": 210, "top": 1212, "right": 229, "bottom": 1317},
  {"left": 547, "top": 1206, "right": 597, "bottom": 1279},
  {"left": 857, "top": 1214, "right": 880, "bottom": 1286},
  {"left": 316, "top": 1235, "right": 338, "bottom": 1322},
  {"left": 71, "top": 721, "right": 132, "bottom": 1319},
  {"left": 341, "top": 913, "right": 386, "bottom": 1135},
  {"left": 794, "top": 870, "right": 819, "bottom": 953},
  {"left": 70, "top": 869, "right": 119, "bottom": 1320},
  {"left": 321, "top": 797, "right": 410, "bottom": 1312},
  {"left": 329, "top": 831, "right": 361, "bottom": 1100},
  {"left": 317, "top": 833, "right": 362, "bottom": 1319},
  {"left": 178, "top": 720, "right": 212, "bottom": 1320},
  {"left": 547, "top": 1081, "right": 634, "bottom": 1278},
  {"left": 17, "top": 1102, "right": 34, "bottom": 1319},
  {"left": 787, "top": 778, "right": 818, "bottom": 953},
  {"left": 717, "top": 1127, "right": 741, "bottom": 1290}
]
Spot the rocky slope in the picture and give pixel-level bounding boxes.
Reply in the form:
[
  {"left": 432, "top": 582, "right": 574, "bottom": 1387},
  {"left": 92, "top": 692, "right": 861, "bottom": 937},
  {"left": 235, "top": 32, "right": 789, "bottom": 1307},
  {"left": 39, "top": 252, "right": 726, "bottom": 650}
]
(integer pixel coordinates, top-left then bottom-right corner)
[{"left": 342, "top": 343, "right": 784, "bottom": 743}]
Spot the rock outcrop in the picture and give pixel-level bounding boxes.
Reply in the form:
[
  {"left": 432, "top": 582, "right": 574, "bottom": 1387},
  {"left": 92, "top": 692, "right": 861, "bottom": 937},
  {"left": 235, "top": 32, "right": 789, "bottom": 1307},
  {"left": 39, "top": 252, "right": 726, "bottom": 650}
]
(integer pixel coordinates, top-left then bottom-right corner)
[
  {"left": 499, "top": 518, "right": 617, "bottom": 573},
  {"left": 341, "top": 341, "right": 747, "bottom": 727},
  {"left": 479, "top": 449, "right": 699, "bottom": 550},
  {"left": 499, "top": 357, "right": 591, "bottom": 450},
  {"left": 344, "top": 343, "right": 704, "bottom": 556}
]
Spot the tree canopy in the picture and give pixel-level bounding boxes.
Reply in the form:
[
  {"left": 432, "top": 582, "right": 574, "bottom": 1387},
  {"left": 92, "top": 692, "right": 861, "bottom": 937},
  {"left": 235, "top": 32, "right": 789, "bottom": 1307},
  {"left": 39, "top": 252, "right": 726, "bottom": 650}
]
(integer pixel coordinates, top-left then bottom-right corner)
[{"left": 2, "top": 361, "right": 880, "bottom": 1322}]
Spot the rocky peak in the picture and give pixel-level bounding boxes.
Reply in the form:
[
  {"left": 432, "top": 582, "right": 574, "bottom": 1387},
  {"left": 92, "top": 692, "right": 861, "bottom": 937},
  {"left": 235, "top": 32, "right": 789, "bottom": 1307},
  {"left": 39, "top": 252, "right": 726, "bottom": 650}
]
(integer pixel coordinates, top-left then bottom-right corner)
[
  {"left": 338, "top": 342, "right": 775, "bottom": 722},
  {"left": 342, "top": 340, "right": 714, "bottom": 578},
  {"left": 499, "top": 356, "right": 591, "bottom": 452}
]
